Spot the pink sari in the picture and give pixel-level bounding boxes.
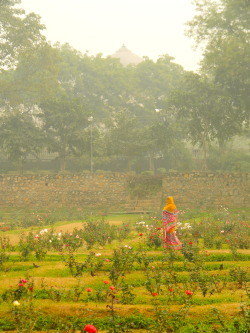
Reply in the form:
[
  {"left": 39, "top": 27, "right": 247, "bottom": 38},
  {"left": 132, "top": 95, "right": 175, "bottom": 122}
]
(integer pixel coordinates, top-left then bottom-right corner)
[{"left": 162, "top": 210, "right": 182, "bottom": 250}]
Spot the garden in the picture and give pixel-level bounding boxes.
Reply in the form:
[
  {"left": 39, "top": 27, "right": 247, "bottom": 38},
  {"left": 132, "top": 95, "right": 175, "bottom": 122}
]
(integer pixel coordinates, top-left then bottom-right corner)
[{"left": 0, "top": 206, "right": 249, "bottom": 332}]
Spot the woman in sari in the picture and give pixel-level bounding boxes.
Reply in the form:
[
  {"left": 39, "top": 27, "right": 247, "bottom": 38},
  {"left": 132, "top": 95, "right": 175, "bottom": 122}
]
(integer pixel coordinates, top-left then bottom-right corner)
[{"left": 162, "top": 196, "right": 182, "bottom": 250}]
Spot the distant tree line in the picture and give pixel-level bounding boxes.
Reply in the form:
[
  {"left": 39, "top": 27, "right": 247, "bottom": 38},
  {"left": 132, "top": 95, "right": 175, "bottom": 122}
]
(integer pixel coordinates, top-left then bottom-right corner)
[{"left": 0, "top": 0, "right": 249, "bottom": 173}]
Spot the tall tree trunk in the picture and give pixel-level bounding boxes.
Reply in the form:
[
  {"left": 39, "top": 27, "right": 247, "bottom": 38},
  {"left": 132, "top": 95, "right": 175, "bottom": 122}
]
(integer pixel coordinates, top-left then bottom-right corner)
[
  {"left": 18, "top": 158, "right": 24, "bottom": 174},
  {"left": 202, "top": 135, "right": 208, "bottom": 171},
  {"left": 149, "top": 154, "right": 155, "bottom": 173},
  {"left": 127, "top": 159, "right": 133, "bottom": 172},
  {"left": 60, "top": 155, "right": 66, "bottom": 172},
  {"left": 59, "top": 145, "right": 67, "bottom": 172}
]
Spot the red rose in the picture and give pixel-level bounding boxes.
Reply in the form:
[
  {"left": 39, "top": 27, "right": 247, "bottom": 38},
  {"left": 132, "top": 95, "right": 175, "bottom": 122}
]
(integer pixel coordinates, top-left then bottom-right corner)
[
  {"left": 84, "top": 324, "right": 97, "bottom": 333},
  {"left": 188, "top": 241, "right": 193, "bottom": 245},
  {"left": 152, "top": 292, "right": 157, "bottom": 296},
  {"left": 18, "top": 283, "right": 24, "bottom": 287},
  {"left": 169, "top": 288, "right": 173, "bottom": 292},
  {"left": 157, "top": 227, "right": 161, "bottom": 230},
  {"left": 185, "top": 290, "right": 193, "bottom": 295},
  {"left": 21, "top": 279, "right": 28, "bottom": 284},
  {"left": 105, "top": 259, "right": 110, "bottom": 262},
  {"left": 109, "top": 286, "right": 115, "bottom": 290},
  {"left": 103, "top": 280, "right": 109, "bottom": 284},
  {"left": 86, "top": 288, "right": 93, "bottom": 292},
  {"left": 139, "top": 233, "right": 143, "bottom": 236}
]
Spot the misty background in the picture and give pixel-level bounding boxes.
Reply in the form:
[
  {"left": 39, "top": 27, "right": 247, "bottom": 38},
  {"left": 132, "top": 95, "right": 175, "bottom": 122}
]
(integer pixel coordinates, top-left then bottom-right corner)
[{"left": 0, "top": 0, "right": 249, "bottom": 174}]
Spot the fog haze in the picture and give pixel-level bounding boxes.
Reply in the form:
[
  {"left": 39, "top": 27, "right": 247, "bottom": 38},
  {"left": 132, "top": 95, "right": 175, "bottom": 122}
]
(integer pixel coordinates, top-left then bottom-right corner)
[{"left": 20, "top": 0, "right": 202, "bottom": 71}]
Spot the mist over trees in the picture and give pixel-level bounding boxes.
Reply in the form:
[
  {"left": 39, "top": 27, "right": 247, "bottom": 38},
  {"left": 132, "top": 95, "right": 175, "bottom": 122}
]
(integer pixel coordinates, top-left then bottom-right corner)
[{"left": 0, "top": 0, "right": 249, "bottom": 173}]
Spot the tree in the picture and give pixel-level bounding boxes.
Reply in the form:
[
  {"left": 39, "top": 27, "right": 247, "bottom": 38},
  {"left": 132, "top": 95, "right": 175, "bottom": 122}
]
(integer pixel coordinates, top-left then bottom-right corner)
[
  {"left": 144, "top": 113, "right": 189, "bottom": 172},
  {"left": 55, "top": 43, "right": 135, "bottom": 119},
  {"left": 39, "top": 95, "right": 88, "bottom": 171},
  {"left": 1, "top": 43, "right": 60, "bottom": 105},
  {"left": 105, "top": 111, "right": 147, "bottom": 172},
  {"left": 0, "top": 105, "right": 43, "bottom": 172},
  {"left": 168, "top": 73, "right": 240, "bottom": 170},
  {"left": 134, "top": 55, "right": 185, "bottom": 119},
  {"left": 0, "top": 0, "right": 46, "bottom": 71},
  {"left": 187, "top": 0, "right": 250, "bottom": 125},
  {"left": 0, "top": 0, "right": 60, "bottom": 106}
]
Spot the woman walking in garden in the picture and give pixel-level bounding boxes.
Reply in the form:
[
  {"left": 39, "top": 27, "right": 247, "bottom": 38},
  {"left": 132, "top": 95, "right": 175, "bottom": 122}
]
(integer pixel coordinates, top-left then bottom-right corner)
[{"left": 162, "top": 196, "right": 182, "bottom": 250}]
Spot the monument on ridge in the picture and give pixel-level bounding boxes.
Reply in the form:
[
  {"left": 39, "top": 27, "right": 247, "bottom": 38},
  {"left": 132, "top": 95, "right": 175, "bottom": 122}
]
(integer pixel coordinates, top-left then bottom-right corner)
[{"left": 111, "top": 44, "right": 143, "bottom": 66}]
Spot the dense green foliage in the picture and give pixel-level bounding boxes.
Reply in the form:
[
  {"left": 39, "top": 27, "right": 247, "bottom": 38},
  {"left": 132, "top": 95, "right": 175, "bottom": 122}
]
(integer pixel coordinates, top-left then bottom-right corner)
[{"left": 0, "top": 0, "right": 249, "bottom": 173}]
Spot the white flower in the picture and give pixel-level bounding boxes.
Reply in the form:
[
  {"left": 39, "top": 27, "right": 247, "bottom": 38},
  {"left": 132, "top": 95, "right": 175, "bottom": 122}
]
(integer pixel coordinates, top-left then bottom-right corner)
[
  {"left": 76, "top": 235, "right": 79, "bottom": 238},
  {"left": 49, "top": 240, "right": 52, "bottom": 243},
  {"left": 220, "top": 230, "right": 225, "bottom": 233},
  {"left": 13, "top": 300, "right": 20, "bottom": 306},
  {"left": 39, "top": 228, "right": 48, "bottom": 235},
  {"left": 58, "top": 232, "right": 62, "bottom": 237},
  {"left": 95, "top": 253, "right": 101, "bottom": 257}
]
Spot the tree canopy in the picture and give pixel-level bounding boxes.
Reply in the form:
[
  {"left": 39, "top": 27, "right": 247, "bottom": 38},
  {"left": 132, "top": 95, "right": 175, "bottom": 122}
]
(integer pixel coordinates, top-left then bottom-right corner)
[
  {"left": 0, "top": 0, "right": 249, "bottom": 173},
  {"left": 187, "top": 0, "right": 250, "bottom": 125}
]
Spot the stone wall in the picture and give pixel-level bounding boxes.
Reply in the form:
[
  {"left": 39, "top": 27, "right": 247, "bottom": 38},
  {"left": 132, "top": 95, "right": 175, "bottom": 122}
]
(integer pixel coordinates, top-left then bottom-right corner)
[
  {"left": 0, "top": 172, "right": 249, "bottom": 209},
  {"left": 0, "top": 173, "right": 129, "bottom": 209},
  {"left": 162, "top": 172, "right": 249, "bottom": 209}
]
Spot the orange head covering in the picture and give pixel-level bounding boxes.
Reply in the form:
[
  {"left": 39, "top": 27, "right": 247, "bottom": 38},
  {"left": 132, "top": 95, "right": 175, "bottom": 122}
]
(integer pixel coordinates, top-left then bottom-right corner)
[{"left": 163, "top": 196, "right": 176, "bottom": 212}]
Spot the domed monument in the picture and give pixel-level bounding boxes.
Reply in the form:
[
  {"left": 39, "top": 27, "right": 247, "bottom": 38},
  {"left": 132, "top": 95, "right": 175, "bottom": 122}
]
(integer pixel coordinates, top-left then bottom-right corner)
[{"left": 111, "top": 44, "right": 143, "bottom": 66}]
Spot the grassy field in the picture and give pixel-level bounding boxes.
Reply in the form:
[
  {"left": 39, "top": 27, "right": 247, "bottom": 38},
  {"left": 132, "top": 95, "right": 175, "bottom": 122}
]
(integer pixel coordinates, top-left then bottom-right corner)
[{"left": 0, "top": 210, "right": 249, "bottom": 332}]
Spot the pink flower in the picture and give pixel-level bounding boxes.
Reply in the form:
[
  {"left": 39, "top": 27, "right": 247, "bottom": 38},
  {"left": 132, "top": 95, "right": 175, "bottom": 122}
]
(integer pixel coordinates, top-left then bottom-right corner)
[
  {"left": 21, "top": 279, "right": 28, "bottom": 284},
  {"left": 84, "top": 324, "right": 97, "bottom": 333},
  {"left": 103, "top": 280, "right": 109, "bottom": 284},
  {"left": 109, "top": 286, "right": 115, "bottom": 290},
  {"left": 185, "top": 290, "right": 193, "bottom": 295},
  {"left": 152, "top": 292, "right": 157, "bottom": 296},
  {"left": 86, "top": 288, "right": 93, "bottom": 292},
  {"left": 105, "top": 259, "right": 110, "bottom": 262}
]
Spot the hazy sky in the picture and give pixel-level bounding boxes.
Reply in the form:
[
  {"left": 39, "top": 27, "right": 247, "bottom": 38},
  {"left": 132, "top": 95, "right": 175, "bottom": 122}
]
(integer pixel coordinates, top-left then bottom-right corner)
[{"left": 19, "top": 0, "right": 202, "bottom": 71}]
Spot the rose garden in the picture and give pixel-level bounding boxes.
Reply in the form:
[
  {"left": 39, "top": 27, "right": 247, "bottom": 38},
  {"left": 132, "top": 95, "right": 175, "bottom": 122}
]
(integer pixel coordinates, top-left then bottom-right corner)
[{"left": 0, "top": 206, "right": 249, "bottom": 332}]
